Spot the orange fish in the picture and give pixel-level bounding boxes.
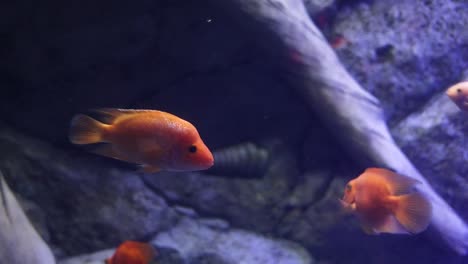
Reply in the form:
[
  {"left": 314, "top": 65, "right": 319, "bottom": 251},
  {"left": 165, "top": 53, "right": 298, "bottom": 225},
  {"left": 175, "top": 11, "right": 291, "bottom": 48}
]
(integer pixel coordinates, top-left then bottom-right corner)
[
  {"left": 330, "top": 35, "right": 349, "bottom": 50},
  {"left": 340, "top": 168, "right": 432, "bottom": 235},
  {"left": 105, "top": 241, "right": 156, "bottom": 264},
  {"left": 69, "top": 108, "right": 214, "bottom": 173},
  {"left": 446, "top": 81, "right": 468, "bottom": 112}
]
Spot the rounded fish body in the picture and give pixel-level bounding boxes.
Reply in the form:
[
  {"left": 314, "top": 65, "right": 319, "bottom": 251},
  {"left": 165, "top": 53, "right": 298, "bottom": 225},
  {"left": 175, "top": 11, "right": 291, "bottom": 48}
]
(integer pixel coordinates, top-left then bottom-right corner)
[
  {"left": 69, "top": 108, "right": 214, "bottom": 173},
  {"left": 341, "top": 168, "right": 432, "bottom": 235},
  {"left": 106, "top": 241, "right": 156, "bottom": 264}
]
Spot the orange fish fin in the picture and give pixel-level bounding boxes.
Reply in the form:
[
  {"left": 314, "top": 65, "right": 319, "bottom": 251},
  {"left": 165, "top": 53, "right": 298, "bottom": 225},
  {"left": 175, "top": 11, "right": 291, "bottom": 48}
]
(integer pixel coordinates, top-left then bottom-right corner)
[
  {"left": 89, "top": 144, "right": 127, "bottom": 162},
  {"left": 92, "top": 108, "right": 160, "bottom": 124},
  {"left": 365, "top": 168, "right": 420, "bottom": 195},
  {"left": 361, "top": 224, "right": 378, "bottom": 235},
  {"left": 138, "top": 164, "right": 161, "bottom": 174},
  {"left": 92, "top": 108, "right": 126, "bottom": 124},
  {"left": 374, "top": 215, "right": 409, "bottom": 235},
  {"left": 69, "top": 114, "right": 106, "bottom": 145},
  {"left": 394, "top": 193, "right": 432, "bottom": 234}
]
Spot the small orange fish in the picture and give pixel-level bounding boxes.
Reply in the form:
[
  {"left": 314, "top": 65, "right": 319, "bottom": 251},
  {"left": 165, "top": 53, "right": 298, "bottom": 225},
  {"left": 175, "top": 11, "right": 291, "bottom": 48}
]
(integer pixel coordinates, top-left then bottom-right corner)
[
  {"left": 105, "top": 241, "right": 156, "bottom": 264},
  {"left": 69, "top": 108, "right": 214, "bottom": 173},
  {"left": 330, "top": 35, "right": 349, "bottom": 50},
  {"left": 340, "top": 168, "right": 432, "bottom": 235},
  {"left": 446, "top": 81, "right": 468, "bottom": 112}
]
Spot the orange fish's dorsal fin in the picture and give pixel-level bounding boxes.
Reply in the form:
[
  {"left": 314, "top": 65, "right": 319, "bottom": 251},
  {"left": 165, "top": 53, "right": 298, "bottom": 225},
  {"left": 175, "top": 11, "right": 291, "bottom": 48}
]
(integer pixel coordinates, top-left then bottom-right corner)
[
  {"left": 92, "top": 108, "right": 161, "bottom": 124},
  {"left": 364, "top": 168, "right": 420, "bottom": 196},
  {"left": 92, "top": 108, "right": 129, "bottom": 124},
  {"left": 111, "top": 241, "right": 156, "bottom": 264},
  {"left": 394, "top": 192, "right": 432, "bottom": 234},
  {"left": 119, "top": 240, "right": 157, "bottom": 263}
]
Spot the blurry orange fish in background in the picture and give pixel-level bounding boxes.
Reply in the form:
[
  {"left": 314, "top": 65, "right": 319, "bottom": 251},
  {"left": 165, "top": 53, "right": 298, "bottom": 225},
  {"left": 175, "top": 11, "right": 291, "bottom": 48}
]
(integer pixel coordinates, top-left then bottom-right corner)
[
  {"left": 340, "top": 168, "right": 432, "bottom": 235},
  {"left": 69, "top": 108, "right": 214, "bottom": 173},
  {"left": 446, "top": 81, "right": 468, "bottom": 112},
  {"left": 105, "top": 240, "right": 156, "bottom": 264}
]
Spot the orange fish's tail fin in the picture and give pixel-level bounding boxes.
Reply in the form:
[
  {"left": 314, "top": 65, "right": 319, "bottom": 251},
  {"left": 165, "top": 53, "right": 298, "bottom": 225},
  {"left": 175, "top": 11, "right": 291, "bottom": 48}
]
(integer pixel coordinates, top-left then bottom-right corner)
[
  {"left": 69, "top": 114, "right": 107, "bottom": 145},
  {"left": 394, "top": 192, "right": 432, "bottom": 234}
]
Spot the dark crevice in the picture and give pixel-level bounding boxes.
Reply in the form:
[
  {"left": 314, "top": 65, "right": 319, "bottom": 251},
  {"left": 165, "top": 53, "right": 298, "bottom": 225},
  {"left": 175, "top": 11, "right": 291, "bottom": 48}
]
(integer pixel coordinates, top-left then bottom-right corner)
[{"left": 272, "top": 170, "right": 336, "bottom": 234}]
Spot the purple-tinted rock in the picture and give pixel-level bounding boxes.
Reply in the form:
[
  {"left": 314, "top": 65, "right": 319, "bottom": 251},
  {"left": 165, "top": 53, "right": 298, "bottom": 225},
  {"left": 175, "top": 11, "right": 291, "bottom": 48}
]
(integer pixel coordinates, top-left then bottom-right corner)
[
  {"left": 392, "top": 93, "right": 468, "bottom": 221},
  {"left": 332, "top": 0, "right": 468, "bottom": 125}
]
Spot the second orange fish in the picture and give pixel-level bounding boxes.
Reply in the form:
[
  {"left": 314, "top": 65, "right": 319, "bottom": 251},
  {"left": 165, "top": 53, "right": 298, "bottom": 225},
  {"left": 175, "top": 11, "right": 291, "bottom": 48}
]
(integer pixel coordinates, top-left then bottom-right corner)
[
  {"left": 446, "top": 81, "right": 468, "bottom": 112},
  {"left": 106, "top": 240, "right": 156, "bottom": 264},
  {"left": 340, "top": 168, "right": 432, "bottom": 235},
  {"left": 69, "top": 108, "right": 214, "bottom": 173}
]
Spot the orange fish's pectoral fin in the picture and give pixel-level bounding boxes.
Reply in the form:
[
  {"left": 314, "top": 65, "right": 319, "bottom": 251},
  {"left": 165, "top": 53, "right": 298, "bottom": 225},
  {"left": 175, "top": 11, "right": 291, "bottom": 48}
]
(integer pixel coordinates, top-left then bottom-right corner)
[
  {"left": 91, "top": 108, "right": 127, "bottom": 125},
  {"left": 361, "top": 224, "right": 378, "bottom": 235},
  {"left": 394, "top": 192, "right": 432, "bottom": 234},
  {"left": 365, "top": 168, "right": 420, "bottom": 195},
  {"left": 88, "top": 144, "right": 128, "bottom": 162},
  {"left": 138, "top": 164, "right": 161, "bottom": 174}
]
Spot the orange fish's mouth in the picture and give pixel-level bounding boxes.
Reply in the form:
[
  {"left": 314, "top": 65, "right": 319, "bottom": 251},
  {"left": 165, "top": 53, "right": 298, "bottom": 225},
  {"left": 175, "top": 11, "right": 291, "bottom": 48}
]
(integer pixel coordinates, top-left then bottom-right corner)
[
  {"left": 204, "top": 151, "right": 214, "bottom": 167},
  {"left": 193, "top": 151, "right": 214, "bottom": 170},
  {"left": 339, "top": 199, "right": 356, "bottom": 212}
]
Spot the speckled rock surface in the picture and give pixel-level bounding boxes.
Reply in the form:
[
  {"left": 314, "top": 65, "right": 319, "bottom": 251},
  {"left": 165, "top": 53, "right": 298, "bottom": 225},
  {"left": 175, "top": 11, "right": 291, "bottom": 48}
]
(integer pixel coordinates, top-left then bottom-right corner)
[
  {"left": 331, "top": 0, "right": 468, "bottom": 125},
  {"left": 153, "top": 217, "right": 313, "bottom": 264}
]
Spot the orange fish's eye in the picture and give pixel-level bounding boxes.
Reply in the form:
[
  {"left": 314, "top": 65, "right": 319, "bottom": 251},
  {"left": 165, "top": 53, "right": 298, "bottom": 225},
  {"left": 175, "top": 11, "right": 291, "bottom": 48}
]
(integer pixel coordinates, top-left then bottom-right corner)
[
  {"left": 188, "top": 145, "right": 197, "bottom": 153},
  {"left": 457, "top": 88, "right": 462, "bottom": 93}
]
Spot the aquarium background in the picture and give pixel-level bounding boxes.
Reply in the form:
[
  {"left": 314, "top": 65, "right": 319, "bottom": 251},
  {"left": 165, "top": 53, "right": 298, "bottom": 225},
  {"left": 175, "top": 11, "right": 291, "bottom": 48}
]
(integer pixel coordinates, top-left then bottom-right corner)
[{"left": 0, "top": 0, "right": 467, "bottom": 263}]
